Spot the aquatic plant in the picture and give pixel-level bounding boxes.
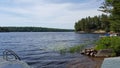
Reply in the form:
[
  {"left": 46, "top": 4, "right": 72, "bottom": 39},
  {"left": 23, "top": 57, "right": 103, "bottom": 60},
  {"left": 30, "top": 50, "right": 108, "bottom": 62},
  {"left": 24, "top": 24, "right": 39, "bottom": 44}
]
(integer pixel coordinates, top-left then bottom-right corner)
[
  {"left": 60, "top": 44, "right": 86, "bottom": 54},
  {"left": 69, "top": 45, "right": 85, "bottom": 53}
]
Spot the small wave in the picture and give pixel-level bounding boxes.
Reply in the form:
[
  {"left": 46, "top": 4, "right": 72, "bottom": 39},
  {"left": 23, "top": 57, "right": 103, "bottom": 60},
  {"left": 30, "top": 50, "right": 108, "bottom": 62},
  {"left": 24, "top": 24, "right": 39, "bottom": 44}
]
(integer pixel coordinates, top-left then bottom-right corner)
[{"left": 2, "top": 41, "right": 21, "bottom": 44}]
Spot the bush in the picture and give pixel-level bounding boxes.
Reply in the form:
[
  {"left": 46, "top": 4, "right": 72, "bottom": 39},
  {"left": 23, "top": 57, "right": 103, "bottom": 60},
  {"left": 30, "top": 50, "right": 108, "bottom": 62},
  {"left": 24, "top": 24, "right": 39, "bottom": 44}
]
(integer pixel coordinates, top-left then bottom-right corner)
[{"left": 95, "top": 36, "right": 120, "bottom": 56}]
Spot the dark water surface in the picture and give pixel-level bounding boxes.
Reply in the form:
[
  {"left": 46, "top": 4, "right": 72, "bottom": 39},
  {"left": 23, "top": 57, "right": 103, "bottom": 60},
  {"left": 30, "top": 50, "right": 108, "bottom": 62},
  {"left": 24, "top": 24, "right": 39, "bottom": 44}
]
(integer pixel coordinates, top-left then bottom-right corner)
[{"left": 0, "top": 32, "right": 100, "bottom": 68}]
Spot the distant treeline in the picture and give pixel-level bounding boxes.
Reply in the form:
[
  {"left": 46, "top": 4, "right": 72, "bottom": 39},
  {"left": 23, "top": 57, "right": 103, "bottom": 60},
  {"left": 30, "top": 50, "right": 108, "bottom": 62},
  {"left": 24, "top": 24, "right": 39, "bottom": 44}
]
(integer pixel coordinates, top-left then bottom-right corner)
[
  {"left": 74, "top": 14, "right": 110, "bottom": 32},
  {"left": 0, "top": 27, "right": 74, "bottom": 32}
]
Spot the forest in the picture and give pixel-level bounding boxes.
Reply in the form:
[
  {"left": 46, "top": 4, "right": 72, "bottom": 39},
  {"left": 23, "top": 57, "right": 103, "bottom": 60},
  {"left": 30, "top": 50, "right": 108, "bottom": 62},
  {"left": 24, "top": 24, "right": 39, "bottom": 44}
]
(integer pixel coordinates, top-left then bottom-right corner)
[
  {"left": 74, "top": 0, "right": 120, "bottom": 33},
  {"left": 0, "top": 27, "right": 74, "bottom": 32},
  {"left": 74, "top": 14, "right": 110, "bottom": 32}
]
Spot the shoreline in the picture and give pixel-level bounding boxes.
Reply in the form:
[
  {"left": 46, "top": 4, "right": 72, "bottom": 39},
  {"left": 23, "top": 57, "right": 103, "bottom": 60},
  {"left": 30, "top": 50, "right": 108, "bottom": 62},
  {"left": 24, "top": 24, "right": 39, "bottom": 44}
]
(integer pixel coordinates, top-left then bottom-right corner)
[
  {"left": 76, "top": 32, "right": 106, "bottom": 34},
  {"left": 76, "top": 30, "right": 106, "bottom": 34},
  {"left": 67, "top": 35, "right": 120, "bottom": 68}
]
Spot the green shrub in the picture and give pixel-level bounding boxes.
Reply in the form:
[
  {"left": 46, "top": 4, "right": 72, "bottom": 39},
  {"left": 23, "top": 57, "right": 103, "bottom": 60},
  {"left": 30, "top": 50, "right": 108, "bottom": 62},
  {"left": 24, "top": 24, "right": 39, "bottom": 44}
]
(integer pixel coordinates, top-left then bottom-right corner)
[
  {"left": 95, "top": 36, "right": 120, "bottom": 55},
  {"left": 110, "top": 52, "right": 116, "bottom": 57}
]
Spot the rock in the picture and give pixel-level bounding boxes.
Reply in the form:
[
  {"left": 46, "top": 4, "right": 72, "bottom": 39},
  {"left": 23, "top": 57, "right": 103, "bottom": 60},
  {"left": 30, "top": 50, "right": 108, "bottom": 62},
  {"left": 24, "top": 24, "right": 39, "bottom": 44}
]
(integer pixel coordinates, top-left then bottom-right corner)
[
  {"left": 90, "top": 52, "right": 94, "bottom": 57},
  {"left": 81, "top": 48, "right": 114, "bottom": 58},
  {"left": 80, "top": 48, "right": 98, "bottom": 57},
  {"left": 95, "top": 49, "right": 114, "bottom": 57}
]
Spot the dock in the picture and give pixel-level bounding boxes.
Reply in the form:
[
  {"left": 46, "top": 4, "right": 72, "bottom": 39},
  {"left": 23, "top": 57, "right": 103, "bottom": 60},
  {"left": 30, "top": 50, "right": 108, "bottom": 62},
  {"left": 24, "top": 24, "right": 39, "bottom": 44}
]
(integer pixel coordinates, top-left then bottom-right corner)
[{"left": 101, "top": 57, "right": 120, "bottom": 68}]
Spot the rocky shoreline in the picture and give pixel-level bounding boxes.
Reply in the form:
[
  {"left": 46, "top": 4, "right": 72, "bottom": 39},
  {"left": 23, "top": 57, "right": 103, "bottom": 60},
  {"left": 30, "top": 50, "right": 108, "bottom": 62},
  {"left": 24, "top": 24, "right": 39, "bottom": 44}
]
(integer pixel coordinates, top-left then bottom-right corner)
[
  {"left": 67, "top": 48, "right": 115, "bottom": 68},
  {"left": 81, "top": 48, "right": 97, "bottom": 57},
  {"left": 67, "top": 35, "right": 119, "bottom": 68},
  {"left": 81, "top": 48, "right": 114, "bottom": 57}
]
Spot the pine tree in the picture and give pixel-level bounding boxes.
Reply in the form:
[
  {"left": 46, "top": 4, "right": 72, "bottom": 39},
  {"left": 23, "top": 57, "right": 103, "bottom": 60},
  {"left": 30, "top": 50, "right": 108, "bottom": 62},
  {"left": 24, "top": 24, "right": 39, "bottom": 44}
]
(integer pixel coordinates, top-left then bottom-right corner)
[{"left": 99, "top": 0, "right": 120, "bottom": 32}]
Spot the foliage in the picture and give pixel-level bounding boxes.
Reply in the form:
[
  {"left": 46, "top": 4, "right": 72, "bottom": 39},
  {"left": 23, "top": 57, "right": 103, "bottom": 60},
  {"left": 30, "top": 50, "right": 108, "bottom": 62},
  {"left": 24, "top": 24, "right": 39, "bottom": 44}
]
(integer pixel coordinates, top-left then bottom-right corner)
[
  {"left": 0, "top": 27, "right": 74, "bottom": 32},
  {"left": 74, "top": 14, "right": 110, "bottom": 32},
  {"left": 95, "top": 37, "right": 120, "bottom": 55},
  {"left": 95, "top": 37, "right": 111, "bottom": 50},
  {"left": 99, "top": 0, "right": 120, "bottom": 32},
  {"left": 75, "top": 0, "right": 120, "bottom": 33}
]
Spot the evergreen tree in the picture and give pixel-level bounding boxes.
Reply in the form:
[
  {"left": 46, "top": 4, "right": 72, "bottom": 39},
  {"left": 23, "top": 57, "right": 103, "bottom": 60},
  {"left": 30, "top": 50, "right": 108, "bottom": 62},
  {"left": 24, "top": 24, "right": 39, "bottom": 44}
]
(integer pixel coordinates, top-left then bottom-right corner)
[
  {"left": 99, "top": 0, "right": 120, "bottom": 32},
  {"left": 74, "top": 15, "right": 110, "bottom": 32}
]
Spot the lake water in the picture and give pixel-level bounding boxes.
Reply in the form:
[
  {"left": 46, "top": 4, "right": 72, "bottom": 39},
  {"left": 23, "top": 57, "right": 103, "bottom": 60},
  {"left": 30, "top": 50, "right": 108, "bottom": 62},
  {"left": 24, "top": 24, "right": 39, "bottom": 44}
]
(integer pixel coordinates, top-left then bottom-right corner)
[{"left": 0, "top": 32, "right": 100, "bottom": 68}]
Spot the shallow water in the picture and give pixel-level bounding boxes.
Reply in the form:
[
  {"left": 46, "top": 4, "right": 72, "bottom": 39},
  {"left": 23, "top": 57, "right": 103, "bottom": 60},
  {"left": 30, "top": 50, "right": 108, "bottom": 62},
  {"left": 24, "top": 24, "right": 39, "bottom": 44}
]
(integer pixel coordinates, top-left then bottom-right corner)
[{"left": 0, "top": 32, "right": 100, "bottom": 68}]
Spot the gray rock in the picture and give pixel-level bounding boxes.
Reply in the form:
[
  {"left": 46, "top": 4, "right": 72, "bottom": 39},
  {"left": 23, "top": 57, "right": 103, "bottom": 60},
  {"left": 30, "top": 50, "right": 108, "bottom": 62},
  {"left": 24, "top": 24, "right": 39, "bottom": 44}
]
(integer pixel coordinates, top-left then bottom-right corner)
[{"left": 95, "top": 49, "right": 113, "bottom": 57}]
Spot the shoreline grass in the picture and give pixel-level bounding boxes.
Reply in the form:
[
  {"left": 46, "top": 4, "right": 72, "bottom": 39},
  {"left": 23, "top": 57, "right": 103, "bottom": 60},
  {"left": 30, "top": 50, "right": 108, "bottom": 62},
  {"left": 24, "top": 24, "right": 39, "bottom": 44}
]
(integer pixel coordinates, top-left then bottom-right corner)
[{"left": 59, "top": 44, "right": 86, "bottom": 54}]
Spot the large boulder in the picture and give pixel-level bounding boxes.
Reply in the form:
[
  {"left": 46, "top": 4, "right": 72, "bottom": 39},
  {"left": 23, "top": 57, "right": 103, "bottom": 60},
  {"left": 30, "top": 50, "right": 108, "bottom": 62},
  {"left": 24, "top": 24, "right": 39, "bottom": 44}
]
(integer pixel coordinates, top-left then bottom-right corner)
[{"left": 95, "top": 49, "right": 114, "bottom": 57}]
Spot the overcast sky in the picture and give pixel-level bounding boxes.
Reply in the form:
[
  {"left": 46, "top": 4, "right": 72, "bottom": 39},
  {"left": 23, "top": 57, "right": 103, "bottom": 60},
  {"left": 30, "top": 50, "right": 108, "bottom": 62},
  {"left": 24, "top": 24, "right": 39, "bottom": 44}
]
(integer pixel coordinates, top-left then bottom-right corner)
[{"left": 0, "top": 0, "right": 104, "bottom": 29}]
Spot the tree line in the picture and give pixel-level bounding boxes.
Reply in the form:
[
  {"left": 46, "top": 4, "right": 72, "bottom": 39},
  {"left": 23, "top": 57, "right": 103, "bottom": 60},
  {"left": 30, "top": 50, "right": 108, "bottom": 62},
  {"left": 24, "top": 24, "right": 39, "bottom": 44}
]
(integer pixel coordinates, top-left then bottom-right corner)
[
  {"left": 74, "top": 14, "right": 110, "bottom": 32},
  {"left": 0, "top": 27, "right": 74, "bottom": 32},
  {"left": 75, "top": 0, "right": 120, "bottom": 33}
]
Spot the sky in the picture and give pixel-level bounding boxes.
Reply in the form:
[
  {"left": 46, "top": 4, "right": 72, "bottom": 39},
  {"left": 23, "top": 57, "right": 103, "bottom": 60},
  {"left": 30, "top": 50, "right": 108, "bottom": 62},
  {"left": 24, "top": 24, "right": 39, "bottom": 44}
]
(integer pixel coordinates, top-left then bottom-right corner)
[{"left": 0, "top": 0, "right": 104, "bottom": 29}]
